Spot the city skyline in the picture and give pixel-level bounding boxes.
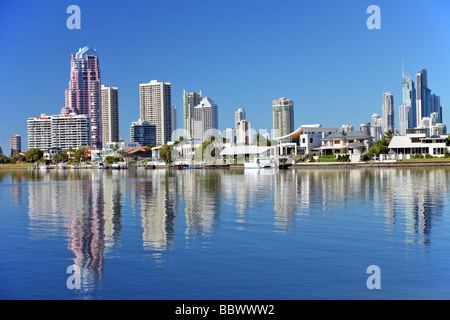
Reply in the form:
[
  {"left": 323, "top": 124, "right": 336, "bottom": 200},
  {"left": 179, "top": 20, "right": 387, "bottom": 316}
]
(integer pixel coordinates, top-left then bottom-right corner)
[{"left": 1, "top": 0, "right": 449, "bottom": 151}]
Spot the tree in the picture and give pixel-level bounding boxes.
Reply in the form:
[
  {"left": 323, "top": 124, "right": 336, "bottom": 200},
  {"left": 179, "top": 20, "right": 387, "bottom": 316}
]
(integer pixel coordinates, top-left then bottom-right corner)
[
  {"left": 105, "top": 156, "right": 120, "bottom": 164},
  {"left": 74, "top": 149, "right": 86, "bottom": 162},
  {"left": 53, "top": 151, "right": 68, "bottom": 163},
  {"left": 11, "top": 151, "right": 25, "bottom": 164},
  {"left": 159, "top": 144, "right": 172, "bottom": 165},
  {"left": 25, "top": 148, "right": 43, "bottom": 163}
]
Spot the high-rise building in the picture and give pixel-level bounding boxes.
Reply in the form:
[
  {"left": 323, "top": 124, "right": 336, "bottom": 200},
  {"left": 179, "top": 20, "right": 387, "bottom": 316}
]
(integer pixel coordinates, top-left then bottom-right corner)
[
  {"left": 382, "top": 92, "right": 394, "bottom": 134},
  {"left": 272, "top": 97, "right": 294, "bottom": 139},
  {"left": 234, "top": 108, "right": 246, "bottom": 131},
  {"left": 236, "top": 120, "right": 252, "bottom": 144},
  {"left": 341, "top": 124, "right": 354, "bottom": 133},
  {"left": 139, "top": 80, "right": 172, "bottom": 145},
  {"left": 370, "top": 113, "right": 383, "bottom": 142},
  {"left": 9, "top": 133, "right": 21, "bottom": 157},
  {"left": 224, "top": 128, "right": 235, "bottom": 144},
  {"left": 64, "top": 46, "right": 102, "bottom": 149},
  {"left": 402, "top": 74, "right": 416, "bottom": 128},
  {"left": 193, "top": 97, "right": 219, "bottom": 141},
  {"left": 416, "top": 69, "right": 442, "bottom": 127},
  {"left": 130, "top": 120, "right": 156, "bottom": 147},
  {"left": 416, "top": 69, "right": 428, "bottom": 125},
  {"left": 359, "top": 123, "right": 371, "bottom": 135},
  {"left": 399, "top": 105, "right": 411, "bottom": 136},
  {"left": 171, "top": 105, "right": 177, "bottom": 141},
  {"left": 27, "top": 113, "right": 91, "bottom": 151},
  {"left": 101, "top": 85, "right": 119, "bottom": 146},
  {"left": 430, "top": 112, "right": 439, "bottom": 127},
  {"left": 431, "top": 94, "right": 442, "bottom": 123},
  {"left": 183, "top": 90, "right": 202, "bottom": 140}
]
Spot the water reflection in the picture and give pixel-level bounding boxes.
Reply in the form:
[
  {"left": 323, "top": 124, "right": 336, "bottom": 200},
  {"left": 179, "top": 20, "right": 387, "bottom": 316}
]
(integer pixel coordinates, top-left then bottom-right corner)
[
  {"left": 13, "top": 166, "right": 449, "bottom": 296},
  {"left": 130, "top": 170, "right": 176, "bottom": 256},
  {"left": 182, "top": 170, "right": 221, "bottom": 246}
]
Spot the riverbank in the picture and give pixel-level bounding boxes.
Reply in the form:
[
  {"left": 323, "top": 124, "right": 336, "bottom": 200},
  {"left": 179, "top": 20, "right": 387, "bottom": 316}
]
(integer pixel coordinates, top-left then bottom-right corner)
[
  {"left": 3, "top": 160, "right": 450, "bottom": 170},
  {"left": 290, "top": 160, "right": 450, "bottom": 169}
]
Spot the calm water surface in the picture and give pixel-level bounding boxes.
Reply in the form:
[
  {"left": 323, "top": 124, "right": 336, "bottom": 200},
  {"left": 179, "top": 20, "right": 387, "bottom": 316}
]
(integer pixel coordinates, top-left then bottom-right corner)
[{"left": 1, "top": 167, "right": 450, "bottom": 299}]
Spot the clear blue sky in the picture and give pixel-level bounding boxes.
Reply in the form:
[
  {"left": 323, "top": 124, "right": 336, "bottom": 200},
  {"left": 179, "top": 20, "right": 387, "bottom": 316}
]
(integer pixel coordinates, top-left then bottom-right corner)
[{"left": 0, "top": 0, "right": 449, "bottom": 152}]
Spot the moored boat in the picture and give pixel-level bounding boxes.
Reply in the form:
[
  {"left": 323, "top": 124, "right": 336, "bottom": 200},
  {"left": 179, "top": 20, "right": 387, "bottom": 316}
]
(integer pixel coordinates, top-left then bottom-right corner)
[{"left": 244, "top": 158, "right": 275, "bottom": 169}]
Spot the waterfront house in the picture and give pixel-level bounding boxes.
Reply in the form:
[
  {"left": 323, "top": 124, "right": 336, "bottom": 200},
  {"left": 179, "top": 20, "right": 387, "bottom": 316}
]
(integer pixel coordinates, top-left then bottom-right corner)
[
  {"left": 220, "top": 145, "right": 272, "bottom": 164},
  {"left": 319, "top": 131, "right": 373, "bottom": 156},
  {"left": 388, "top": 133, "right": 449, "bottom": 158},
  {"left": 272, "top": 124, "right": 339, "bottom": 155}
]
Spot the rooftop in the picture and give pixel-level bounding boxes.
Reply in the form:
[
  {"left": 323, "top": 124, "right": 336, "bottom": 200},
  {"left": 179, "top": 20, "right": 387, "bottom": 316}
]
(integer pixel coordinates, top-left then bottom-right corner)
[{"left": 322, "top": 131, "right": 372, "bottom": 140}]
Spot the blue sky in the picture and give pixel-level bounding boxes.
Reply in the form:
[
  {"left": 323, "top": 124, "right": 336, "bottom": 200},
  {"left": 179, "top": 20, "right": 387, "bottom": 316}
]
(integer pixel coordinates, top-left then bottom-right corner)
[{"left": 0, "top": 0, "right": 449, "bottom": 152}]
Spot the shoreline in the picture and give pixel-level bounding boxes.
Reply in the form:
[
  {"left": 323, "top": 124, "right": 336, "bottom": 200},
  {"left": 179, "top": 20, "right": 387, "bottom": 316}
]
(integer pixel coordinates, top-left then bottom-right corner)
[
  {"left": 3, "top": 160, "right": 450, "bottom": 170},
  {"left": 289, "top": 161, "right": 450, "bottom": 169}
]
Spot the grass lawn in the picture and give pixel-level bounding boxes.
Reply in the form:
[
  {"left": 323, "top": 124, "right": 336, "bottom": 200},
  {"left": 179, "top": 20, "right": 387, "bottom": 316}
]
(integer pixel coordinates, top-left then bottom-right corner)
[{"left": 0, "top": 163, "right": 34, "bottom": 168}]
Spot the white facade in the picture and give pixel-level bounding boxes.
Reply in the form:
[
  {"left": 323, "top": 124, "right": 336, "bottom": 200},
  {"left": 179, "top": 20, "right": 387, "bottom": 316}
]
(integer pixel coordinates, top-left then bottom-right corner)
[
  {"left": 234, "top": 108, "right": 246, "bottom": 131},
  {"left": 299, "top": 126, "right": 339, "bottom": 154},
  {"left": 27, "top": 113, "right": 91, "bottom": 151},
  {"left": 236, "top": 119, "right": 251, "bottom": 144},
  {"left": 193, "top": 97, "right": 219, "bottom": 141},
  {"left": 101, "top": 85, "right": 120, "bottom": 146},
  {"left": 341, "top": 124, "right": 354, "bottom": 133},
  {"left": 431, "top": 123, "right": 447, "bottom": 136},
  {"left": 224, "top": 128, "right": 235, "bottom": 144},
  {"left": 399, "top": 104, "right": 411, "bottom": 136},
  {"left": 139, "top": 80, "right": 172, "bottom": 145},
  {"left": 389, "top": 134, "right": 448, "bottom": 157}
]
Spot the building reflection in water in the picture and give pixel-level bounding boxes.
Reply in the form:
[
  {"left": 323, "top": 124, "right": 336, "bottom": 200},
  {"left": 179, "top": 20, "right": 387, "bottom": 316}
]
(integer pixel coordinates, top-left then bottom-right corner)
[
  {"left": 23, "top": 167, "right": 449, "bottom": 295},
  {"left": 182, "top": 170, "right": 220, "bottom": 247},
  {"left": 132, "top": 170, "right": 176, "bottom": 258},
  {"left": 273, "top": 170, "right": 297, "bottom": 232},
  {"left": 27, "top": 169, "right": 121, "bottom": 298},
  {"left": 270, "top": 168, "right": 446, "bottom": 246}
]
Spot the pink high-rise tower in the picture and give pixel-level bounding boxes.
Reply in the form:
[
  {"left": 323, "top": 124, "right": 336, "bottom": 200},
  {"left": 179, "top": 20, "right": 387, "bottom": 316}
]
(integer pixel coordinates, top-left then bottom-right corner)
[{"left": 64, "top": 46, "right": 102, "bottom": 149}]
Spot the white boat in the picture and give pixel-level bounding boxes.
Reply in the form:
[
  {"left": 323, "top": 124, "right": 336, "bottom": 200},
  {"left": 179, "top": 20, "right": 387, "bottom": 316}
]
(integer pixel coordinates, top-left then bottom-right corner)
[
  {"left": 38, "top": 164, "right": 48, "bottom": 170},
  {"left": 98, "top": 163, "right": 105, "bottom": 169},
  {"left": 244, "top": 158, "right": 275, "bottom": 169},
  {"left": 111, "top": 162, "right": 128, "bottom": 170}
]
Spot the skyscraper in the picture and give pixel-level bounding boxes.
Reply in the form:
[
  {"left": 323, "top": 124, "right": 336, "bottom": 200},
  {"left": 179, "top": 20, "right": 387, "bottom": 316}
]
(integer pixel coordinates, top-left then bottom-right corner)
[
  {"left": 101, "top": 85, "right": 119, "bottom": 146},
  {"left": 193, "top": 97, "right": 219, "bottom": 141},
  {"left": 234, "top": 108, "right": 246, "bottom": 131},
  {"left": 171, "top": 105, "right": 178, "bottom": 141},
  {"left": 402, "top": 74, "right": 416, "bottom": 128},
  {"left": 399, "top": 105, "right": 411, "bottom": 136},
  {"left": 236, "top": 119, "right": 252, "bottom": 144},
  {"left": 272, "top": 97, "right": 294, "bottom": 139},
  {"left": 431, "top": 93, "right": 442, "bottom": 123},
  {"left": 139, "top": 80, "right": 172, "bottom": 145},
  {"left": 370, "top": 113, "right": 382, "bottom": 142},
  {"left": 9, "top": 134, "right": 21, "bottom": 157},
  {"left": 416, "top": 69, "right": 442, "bottom": 127},
  {"left": 64, "top": 46, "right": 102, "bottom": 149},
  {"left": 359, "top": 123, "right": 371, "bottom": 136},
  {"left": 224, "top": 128, "right": 235, "bottom": 144},
  {"left": 382, "top": 92, "right": 394, "bottom": 134},
  {"left": 183, "top": 90, "right": 202, "bottom": 140}
]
